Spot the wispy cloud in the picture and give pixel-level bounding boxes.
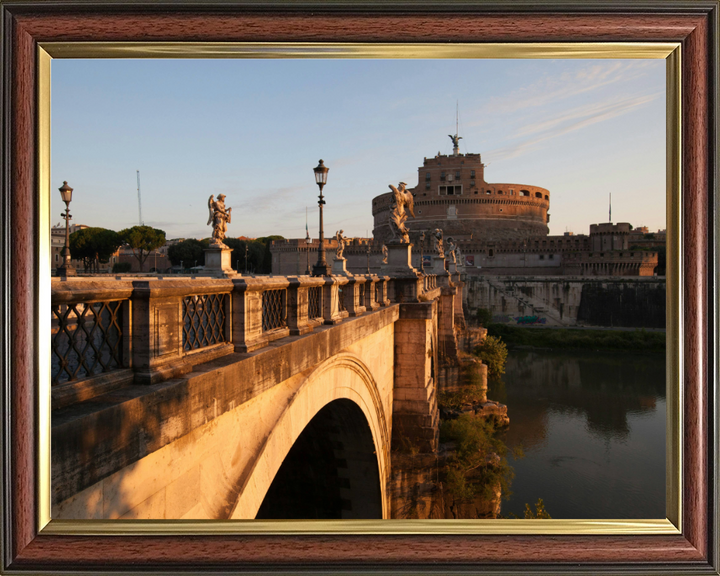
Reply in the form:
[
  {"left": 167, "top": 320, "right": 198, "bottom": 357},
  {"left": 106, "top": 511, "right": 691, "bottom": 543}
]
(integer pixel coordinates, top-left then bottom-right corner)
[
  {"left": 469, "top": 61, "right": 655, "bottom": 120},
  {"left": 484, "top": 93, "right": 659, "bottom": 163}
]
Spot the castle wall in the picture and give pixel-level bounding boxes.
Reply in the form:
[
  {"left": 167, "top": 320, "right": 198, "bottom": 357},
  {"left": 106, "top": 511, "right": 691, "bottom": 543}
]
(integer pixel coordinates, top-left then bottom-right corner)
[{"left": 464, "top": 276, "right": 666, "bottom": 328}]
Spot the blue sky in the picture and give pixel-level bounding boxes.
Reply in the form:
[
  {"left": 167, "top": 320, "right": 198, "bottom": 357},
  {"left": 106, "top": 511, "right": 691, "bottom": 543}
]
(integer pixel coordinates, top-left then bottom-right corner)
[{"left": 51, "top": 58, "right": 665, "bottom": 240}]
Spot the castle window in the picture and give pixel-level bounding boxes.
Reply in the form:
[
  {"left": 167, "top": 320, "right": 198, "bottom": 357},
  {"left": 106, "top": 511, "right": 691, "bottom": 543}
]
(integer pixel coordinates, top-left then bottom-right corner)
[
  {"left": 426, "top": 183, "right": 430, "bottom": 190},
  {"left": 455, "top": 171, "right": 461, "bottom": 179},
  {"left": 440, "top": 171, "right": 446, "bottom": 181},
  {"left": 426, "top": 172, "right": 431, "bottom": 181},
  {"left": 545, "top": 195, "right": 549, "bottom": 200},
  {"left": 471, "top": 170, "right": 475, "bottom": 178},
  {"left": 549, "top": 254, "right": 554, "bottom": 259},
  {"left": 520, "top": 190, "right": 530, "bottom": 197},
  {"left": 535, "top": 192, "right": 543, "bottom": 198},
  {"left": 470, "top": 180, "right": 475, "bottom": 186},
  {"left": 485, "top": 190, "right": 491, "bottom": 195},
  {"left": 539, "top": 255, "right": 545, "bottom": 260},
  {"left": 497, "top": 190, "right": 503, "bottom": 194}
]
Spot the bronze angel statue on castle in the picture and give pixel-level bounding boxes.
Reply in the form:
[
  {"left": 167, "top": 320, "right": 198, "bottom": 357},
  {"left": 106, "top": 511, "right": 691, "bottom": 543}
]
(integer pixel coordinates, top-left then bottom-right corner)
[
  {"left": 207, "top": 194, "right": 232, "bottom": 245},
  {"left": 388, "top": 182, "right": 415, "bottom": 243}
]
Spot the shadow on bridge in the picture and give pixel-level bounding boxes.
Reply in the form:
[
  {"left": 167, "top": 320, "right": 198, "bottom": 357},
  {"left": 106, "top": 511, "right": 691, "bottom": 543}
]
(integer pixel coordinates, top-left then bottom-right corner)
[{"left": 256, "top": 398, "right": 382, "bottom": 519}]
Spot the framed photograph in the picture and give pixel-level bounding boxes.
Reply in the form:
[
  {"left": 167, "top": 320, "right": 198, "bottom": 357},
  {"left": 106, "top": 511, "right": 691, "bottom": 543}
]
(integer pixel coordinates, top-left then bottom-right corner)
[{"left": 1, "top": 1, "right": 717, "bottom": 573}]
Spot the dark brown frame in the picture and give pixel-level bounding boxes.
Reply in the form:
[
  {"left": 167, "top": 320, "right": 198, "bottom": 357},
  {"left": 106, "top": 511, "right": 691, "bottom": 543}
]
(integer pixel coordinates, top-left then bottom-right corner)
[{"left": 1, "top": 2, "right": 717, "bottom": 573}]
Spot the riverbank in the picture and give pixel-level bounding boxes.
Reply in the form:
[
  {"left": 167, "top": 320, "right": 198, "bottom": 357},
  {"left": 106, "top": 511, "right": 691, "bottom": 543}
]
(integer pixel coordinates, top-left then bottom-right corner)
[{"left": 486, "top": 324, "right": 665, "bottom": 352}]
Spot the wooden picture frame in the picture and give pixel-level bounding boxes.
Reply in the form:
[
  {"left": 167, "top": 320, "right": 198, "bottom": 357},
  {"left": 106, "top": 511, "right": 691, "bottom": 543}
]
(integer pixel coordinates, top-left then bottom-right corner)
[{"left": 1, "top": 1, "right": 717, "bottom": 573}]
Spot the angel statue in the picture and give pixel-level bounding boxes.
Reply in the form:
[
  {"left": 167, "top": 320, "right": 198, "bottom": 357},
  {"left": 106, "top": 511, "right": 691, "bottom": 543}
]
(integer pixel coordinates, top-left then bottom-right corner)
[
  {"left": 381, "top": 244, "right": 388, "bottom": 264},
  {"left": 455, "top": 244, "right": 464, "bottom": 268},
  {"left": 207, "top": 194, "right": 232, "bottom": 245},
  {"left": 335, "top": 229, "right": 350, "bottom": 259},
  {"left": 433, "top": 228, "right": 444, "bottom": 257},
  {"left": 448, "top": 133, "right": 462, "bottom": 149},
  {"left": 388, "top": 182, "right": 415, "bottom": 243},
  {"left": 445, "top": 237, "right": 457, "bottom": 264}
]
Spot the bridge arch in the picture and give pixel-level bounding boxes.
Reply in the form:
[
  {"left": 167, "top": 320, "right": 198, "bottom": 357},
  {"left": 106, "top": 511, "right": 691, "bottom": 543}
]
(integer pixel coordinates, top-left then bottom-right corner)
[{"left": 229, "top": 352, "right": 391, "bottom": 519}]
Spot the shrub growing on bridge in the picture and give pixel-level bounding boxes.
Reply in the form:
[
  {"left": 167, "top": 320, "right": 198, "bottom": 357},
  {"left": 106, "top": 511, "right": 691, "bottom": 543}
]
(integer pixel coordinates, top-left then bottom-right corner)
[{"left": 474, "top": 335, "right": 508, "bottom": 380}]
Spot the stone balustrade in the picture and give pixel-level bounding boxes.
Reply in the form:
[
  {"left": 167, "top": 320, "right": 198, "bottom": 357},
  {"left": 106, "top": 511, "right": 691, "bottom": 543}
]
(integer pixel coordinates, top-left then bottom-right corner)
[{"left": 50, "top": 271, "right": 449, "bottom": 409}]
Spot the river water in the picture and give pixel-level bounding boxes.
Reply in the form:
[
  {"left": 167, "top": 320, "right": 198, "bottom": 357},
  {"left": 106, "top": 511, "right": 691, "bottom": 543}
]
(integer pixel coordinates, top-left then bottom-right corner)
[{"left": 494, "top": 349, "right": 666, "bottom": 519}]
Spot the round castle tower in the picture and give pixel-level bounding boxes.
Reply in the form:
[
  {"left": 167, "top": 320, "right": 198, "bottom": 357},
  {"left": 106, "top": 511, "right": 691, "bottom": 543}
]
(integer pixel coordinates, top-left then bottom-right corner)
[{"left": 372, "top": 138, "right": 550, "bottom": 244}]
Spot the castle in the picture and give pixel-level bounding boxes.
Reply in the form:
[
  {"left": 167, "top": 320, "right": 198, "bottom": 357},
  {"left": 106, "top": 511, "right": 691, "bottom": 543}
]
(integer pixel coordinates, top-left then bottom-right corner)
[{"left": 271, "top": 136, "right": 661, "bottom": 278}]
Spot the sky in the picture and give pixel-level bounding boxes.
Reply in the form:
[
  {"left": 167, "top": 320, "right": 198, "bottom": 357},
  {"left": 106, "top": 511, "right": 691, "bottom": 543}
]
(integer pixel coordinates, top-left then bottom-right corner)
[{"left": 51, "top": 58, "right": 665, "bottom": 240}]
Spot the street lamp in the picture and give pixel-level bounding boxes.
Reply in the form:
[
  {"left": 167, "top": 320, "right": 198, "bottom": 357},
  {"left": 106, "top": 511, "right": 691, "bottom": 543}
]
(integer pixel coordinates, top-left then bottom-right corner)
[
  {"left": 57, "top": 181, "right": 76, "bottom": 277},
  {"left": 312, "top": 159, "right": 330, "bottom": 276},
  {"left": 366, "top": 243, "right": 371, "bottom": 274},
  {"left": 419, "top": 231, "right": 426, "bottom": 273}
]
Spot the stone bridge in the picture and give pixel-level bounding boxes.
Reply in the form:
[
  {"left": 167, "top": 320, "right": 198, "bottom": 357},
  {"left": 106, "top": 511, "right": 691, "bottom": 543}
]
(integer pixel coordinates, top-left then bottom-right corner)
[{"left": 50, "top": 270, "right": 465, "bottom": 520}]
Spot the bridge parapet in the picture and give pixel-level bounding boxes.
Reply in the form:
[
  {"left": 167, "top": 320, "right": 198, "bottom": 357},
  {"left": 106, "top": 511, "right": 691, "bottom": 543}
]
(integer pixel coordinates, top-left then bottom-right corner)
[{"left": 51, "top": 272, "right": 448, "bottom": 409}]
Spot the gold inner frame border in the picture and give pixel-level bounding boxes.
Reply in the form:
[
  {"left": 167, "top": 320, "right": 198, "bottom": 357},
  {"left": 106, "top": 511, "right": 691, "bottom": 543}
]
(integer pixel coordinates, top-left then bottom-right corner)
[{"left": 37, "top": 41, "right": 682, "bottom": 536}]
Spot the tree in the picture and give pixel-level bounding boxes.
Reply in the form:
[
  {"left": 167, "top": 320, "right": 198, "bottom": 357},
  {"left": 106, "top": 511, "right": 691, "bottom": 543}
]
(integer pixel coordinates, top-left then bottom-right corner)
[
  {"left": 474, "top": 335, "right": 508, "bottom": 380},
  {"left": 224, "top": 237, "right": 269, "bottom": 274},
  {"left": 69, "top": 227, "right": 123, "bottom": 273},
  {"left": 475, "top": 308, "right": 493, "bottom": 327},
  {"left": 256, "top": 235, "right": 285, "bottom": 274},
  {"left": 167, "top": 238, "right": 208, "bottom": 268},
  {"left": 119, "top": 225, "right": 166, "bottom": 272}
]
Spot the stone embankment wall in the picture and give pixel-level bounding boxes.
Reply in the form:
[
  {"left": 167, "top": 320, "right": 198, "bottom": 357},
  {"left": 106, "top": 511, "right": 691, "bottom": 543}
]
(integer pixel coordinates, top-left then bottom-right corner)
[
  {"left": 389, "top": 451, "right": 501, "bottom": 520},
  {"left": 464, "top": 275, "right": 666, "bottom": 328}
]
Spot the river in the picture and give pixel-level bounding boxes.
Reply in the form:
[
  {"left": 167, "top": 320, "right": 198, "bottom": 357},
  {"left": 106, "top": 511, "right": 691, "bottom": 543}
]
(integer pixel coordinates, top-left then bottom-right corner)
[{"left": 494, "top": 349, "right": 666, "bottom": 519}]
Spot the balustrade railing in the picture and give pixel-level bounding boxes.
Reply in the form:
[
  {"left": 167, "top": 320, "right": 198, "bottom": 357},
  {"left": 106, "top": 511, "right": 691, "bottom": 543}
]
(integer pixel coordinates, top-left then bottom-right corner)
[
  {"left": 51, "top": 300, "right": 125, "bottom": 386},
  {"left": 424, "top": 274, "right": 438, "bottom": 291},
  {"left": 50, "top": 272, "right": 435, "bottom": 407},
  {"left": 308, "top": 285, "right": 322, "bottom": 320},
  {"left": 182, "top": 293, "right": 228, "bottom": 351},
  {"left": 262, "top": 288, "right": 288, "bottom": 332}
]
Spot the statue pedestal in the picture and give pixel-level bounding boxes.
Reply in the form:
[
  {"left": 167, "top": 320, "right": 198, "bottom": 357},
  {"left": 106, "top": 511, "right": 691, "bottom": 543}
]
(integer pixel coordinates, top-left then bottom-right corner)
[
  {"left": 332, "top": 257, "right": 352, "bottom": 276},
  {"left": 202, "top": 244, "right": 236, "bottom": 277},
  {"left": 447, "top": 261, "right": 459, "bottom": 274},
  {"left": 431, "top": 255, "right": 447, "bottom": 274},
  {"left": 382, "top": 242, "right": 418, "bottom": 277}
]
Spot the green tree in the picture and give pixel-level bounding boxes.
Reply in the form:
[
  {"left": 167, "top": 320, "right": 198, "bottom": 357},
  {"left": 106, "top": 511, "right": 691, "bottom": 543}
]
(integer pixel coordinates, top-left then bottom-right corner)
[
  {"left": 255, "top": 235, "right": 285, "bottom": 274},
  {"left": 111, "top": 262, "right": 132, "bottom": 274},
  {"left": 475, "top": 308, "right": 493, "bottom": 327},
  {"left": 167, "top": 238, "right": 208, "bottom": 268},
  {"left": 69, "top": 227, "right": 123, "bottom": 273},
  {"left": 474, "top": 335, "right": 508, "bottom": 380},
  {"left": 119, "top": 225, "right": 166, "bottom": 272},
  {"left": 224, "top": 238, "right": 270, "bottom": 274},
  {"left": 524, "top": 498, "right": 552, "bottom": 519}
]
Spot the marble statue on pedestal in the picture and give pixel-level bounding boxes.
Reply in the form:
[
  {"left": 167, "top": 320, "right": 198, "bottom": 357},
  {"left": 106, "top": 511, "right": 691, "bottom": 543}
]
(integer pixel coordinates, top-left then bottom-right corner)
[
  {"left": 207, "top": 194, "right": 232, "bottom": 245},
  {"left": 388, "top": 182, "right": 415, "bottom": 243}
]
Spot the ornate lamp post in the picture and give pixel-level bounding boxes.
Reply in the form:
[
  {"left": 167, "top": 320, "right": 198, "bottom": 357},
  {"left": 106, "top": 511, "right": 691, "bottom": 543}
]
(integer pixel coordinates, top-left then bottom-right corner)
[
  {"left": 57, "top": 181, "right": 76, "bottom": 277},
  {"left": 312, "top": 159, "right": 330, "bottom": 276},
  {"left": 366, "top": 243, "right": 371, "bottom": 273}
]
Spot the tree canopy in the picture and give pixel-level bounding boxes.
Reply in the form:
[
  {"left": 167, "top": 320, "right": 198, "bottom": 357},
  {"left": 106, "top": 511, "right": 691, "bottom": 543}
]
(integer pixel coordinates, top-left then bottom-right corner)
[
  {"left": 69, "top": 227, "right": 123, "bottom": 273},
  {"left": 167, "top": 238, "right": 209, "bottom": 268},
  {"left": 119, "top": 225, "right": 166, "bottom": 272}
]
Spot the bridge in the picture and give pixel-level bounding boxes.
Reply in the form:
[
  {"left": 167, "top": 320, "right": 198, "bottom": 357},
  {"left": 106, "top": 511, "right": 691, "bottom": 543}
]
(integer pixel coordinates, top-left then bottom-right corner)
[{"left": 50, "top": 270, "right": 472, "bottom": 520}]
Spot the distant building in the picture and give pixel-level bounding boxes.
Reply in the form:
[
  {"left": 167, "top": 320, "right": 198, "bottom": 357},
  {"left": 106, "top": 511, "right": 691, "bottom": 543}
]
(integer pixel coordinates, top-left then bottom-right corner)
[{"left": 270, "top": 136, "right": 660, "bottom": 277}]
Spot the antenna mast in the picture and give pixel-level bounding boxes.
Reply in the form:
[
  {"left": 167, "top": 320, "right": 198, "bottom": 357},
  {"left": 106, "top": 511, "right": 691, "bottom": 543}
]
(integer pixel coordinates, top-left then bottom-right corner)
[
  {"left": 609, "top": 192, "right": 612, "bottom": 223},
  {"left": 137, "top": 170, "right": 143, "bottom": 226}
]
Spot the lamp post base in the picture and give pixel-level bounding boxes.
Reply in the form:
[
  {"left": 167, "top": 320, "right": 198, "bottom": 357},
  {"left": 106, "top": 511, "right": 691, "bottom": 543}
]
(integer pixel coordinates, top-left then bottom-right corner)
[
  {"left": 56, "top": 265, "right": 77, "bottom": 278},
  {"left": 312, "top": 262, "right": 331, "bottom": 277}
]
